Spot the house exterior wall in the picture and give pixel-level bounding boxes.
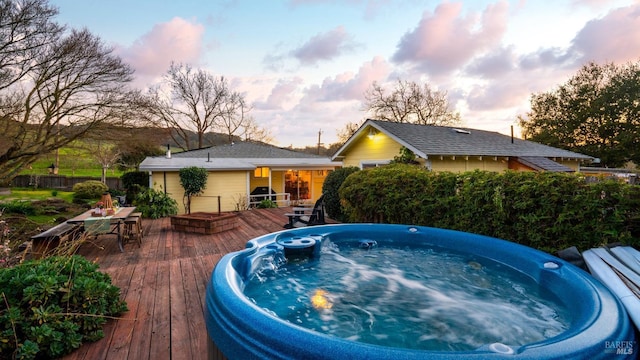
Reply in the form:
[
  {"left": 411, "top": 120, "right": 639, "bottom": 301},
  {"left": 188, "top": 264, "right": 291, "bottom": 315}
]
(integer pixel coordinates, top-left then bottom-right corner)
[
  {"left": 341, "top": 132, "right": 402, "bottom": 168},
  {"left": 311, "top": 170, "right": 328, "bottom": 201},
  {"left": 151, "top": 171, "right": 247, "bottom": 214},
  {"left": 557, "top": 160, "right": 580, "bottom": 171},
  {"left": 430, "top": 157, "right": 509, "bottom": 172},
  {"left": 339, "top": 131, "right": 585, "bottom": 173}
]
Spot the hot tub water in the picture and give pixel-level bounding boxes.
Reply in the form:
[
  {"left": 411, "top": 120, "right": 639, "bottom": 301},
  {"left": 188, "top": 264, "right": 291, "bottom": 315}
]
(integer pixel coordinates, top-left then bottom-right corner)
[{"left": 244, "top": 239, "right": 570, "bottom": 351}]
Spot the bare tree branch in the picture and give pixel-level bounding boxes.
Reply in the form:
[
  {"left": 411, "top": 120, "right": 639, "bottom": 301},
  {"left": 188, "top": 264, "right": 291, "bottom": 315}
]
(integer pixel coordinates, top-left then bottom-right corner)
[
  {"left": 363, "top": 79, "right": 460, "bottom": 126},
  {"left": 148, "top": 63, "right": 270, "bottom": 149},
  {"left": 0, "top": 16, "right": 134, "bottom": 185}
]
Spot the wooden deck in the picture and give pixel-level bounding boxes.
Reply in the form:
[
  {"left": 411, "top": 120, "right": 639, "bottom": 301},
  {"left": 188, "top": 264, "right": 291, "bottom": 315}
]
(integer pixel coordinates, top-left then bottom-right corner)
[{"left": 62, "top": 207, "right": 300, "bottom": 360}]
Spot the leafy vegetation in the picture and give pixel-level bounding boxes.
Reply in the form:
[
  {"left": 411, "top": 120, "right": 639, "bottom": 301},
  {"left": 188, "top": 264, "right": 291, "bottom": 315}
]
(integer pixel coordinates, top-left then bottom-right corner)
[
  {"left": 322, "top": 166, "right": 360, "bottom": 222},
  {"left": 133, "top": 187, "right": 178, "bottom": 219},
  {"left": 256, "top": 199, "right": 278, "bottom": 209},
  {"left": 179, "top": 167, "right": 208, "bottom": 214},
  {"left": 0, "top": 255, "right": 128, "bottom": 359},
  {"left": 121, "top": 171, "right": 149, "bottom": 203},
  {"left": 72, "top": 181, "right": 109, "bottom": 204},
  {"left": 339, "top": 165, "right": 640, "bottom": 254},
  {"left": 519, "top": 61, "right": 640, "bottom": 168}
]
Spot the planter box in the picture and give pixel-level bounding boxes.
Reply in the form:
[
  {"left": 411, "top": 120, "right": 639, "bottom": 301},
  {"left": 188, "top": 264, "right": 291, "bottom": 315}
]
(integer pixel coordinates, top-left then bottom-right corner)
[{"left": 170, "top": 212, "right": 239, "bottom": 234}]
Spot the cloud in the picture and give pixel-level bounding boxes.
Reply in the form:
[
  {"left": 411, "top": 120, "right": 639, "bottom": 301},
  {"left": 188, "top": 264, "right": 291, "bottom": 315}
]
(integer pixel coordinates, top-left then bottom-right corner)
[
  {"left": 116, "top": 17, "right": 205, "bottom": 80},
  {"left": 291, "top": 26, "right": 359, "bottom": 65},
  {"left": 465, "top": 46, "right": 516, "bottom": 78},
  {"left": 392, "top": 1, "right": 508, "bottom": 75},
  {"left": 253, "top": 77, "right": 304, "bottom": 110},
  {"left": 303, "top": 56, "right": 391, "bottom": 102},
  {"left": 570, "top": 4, "right": 640, "bottom": 64}
]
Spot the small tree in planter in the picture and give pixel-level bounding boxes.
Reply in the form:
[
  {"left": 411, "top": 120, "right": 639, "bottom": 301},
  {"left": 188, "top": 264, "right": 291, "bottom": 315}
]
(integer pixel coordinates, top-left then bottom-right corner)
[{"left": 179, "top": 167, "right": 208, "bottom": 214}]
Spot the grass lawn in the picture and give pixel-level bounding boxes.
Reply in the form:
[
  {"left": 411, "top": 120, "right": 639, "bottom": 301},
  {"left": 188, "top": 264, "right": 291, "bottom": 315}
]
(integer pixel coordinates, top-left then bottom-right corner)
[
  {"left": 23, "top": 145, "right": 125, "bottom": 178},
  {"left": 0, "top": 188, "right": 74, "bottom": 203}
]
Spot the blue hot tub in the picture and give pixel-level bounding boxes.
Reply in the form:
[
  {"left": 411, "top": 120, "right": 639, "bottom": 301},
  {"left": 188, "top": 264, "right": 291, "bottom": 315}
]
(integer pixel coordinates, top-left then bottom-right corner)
[{"left": 205, "top": 224, "right": 636, "bottom": 359}]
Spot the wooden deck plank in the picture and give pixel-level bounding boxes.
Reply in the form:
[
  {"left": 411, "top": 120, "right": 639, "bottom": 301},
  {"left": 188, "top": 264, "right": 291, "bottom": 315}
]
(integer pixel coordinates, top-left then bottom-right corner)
[
  {"left": 148, "top": 260, "right": 171, "bottom": 360},
  {"left": 106, "top": 264, "right": 145, "bottom": 360},
  {"left": 127, "top": 260, "right": 158, "bottom": 360},
  {"left": 61, "top": 207, "right": 324, "bottom": 360},
  {"left": 181, "top": 258, "right": 208, "bottom": 358},
  {"left": 169, "top": 259, "right": 192, "bottom": 360}
]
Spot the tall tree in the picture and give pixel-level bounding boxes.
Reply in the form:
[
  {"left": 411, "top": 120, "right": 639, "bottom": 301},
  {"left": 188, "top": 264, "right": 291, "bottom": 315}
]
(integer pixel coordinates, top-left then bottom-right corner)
[
  {"left": 0, "top": 0, "right": 135, "bottom": 186},
  {"left": 363, "top": 79, "right": 461, "bottom": 125},
  {"left": 148, "top": 63, "right": 269, "bottom": 150},
  {"left": 519, "top": 61, "right": 640, "bottom": 168}
]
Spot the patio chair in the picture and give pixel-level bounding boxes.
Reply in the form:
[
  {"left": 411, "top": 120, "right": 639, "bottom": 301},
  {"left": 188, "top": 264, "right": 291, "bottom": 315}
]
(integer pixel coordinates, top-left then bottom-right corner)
[{"left": 284, "top": 194, "right": 326, "bottom": 228}]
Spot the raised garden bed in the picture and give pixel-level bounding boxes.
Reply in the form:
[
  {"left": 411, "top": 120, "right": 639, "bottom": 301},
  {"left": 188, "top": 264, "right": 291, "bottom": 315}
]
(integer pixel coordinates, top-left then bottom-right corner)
[{"left": 170, "top": 212, "right": 238, "bottom": 234}]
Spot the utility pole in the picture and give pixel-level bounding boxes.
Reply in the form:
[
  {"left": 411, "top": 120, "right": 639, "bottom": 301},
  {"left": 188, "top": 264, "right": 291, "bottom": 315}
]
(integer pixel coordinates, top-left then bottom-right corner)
[{"left": 317, "top": 129, "right": 324, "bottom": 155}]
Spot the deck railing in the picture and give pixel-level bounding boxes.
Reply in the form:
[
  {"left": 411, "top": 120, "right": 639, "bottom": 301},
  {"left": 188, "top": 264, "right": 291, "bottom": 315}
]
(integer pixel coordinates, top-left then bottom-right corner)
[{"left": 248, "top": 192, "right": 291, "bottom": 208}]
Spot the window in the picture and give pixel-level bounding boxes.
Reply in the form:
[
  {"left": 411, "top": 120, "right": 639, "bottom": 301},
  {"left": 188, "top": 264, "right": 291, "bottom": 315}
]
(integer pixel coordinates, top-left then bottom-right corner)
[
  {"left": 361, "top": 161, "right": 390, "bottom": 169},
  {"left": 254, "top": 167, "right": 269, "bottom": 178}
]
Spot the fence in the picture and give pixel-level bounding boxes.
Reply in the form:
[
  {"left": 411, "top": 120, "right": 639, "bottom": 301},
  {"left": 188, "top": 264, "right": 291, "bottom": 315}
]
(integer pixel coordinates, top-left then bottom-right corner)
[{"left": 11, "top": 175, "right": 123, "bottom": 190}]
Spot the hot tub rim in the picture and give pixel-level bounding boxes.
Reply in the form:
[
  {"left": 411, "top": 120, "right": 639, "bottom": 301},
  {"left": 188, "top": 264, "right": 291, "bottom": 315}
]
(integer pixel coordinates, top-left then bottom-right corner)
[{"left": 206, "top": 223, "right": 635, "bottom": 359}]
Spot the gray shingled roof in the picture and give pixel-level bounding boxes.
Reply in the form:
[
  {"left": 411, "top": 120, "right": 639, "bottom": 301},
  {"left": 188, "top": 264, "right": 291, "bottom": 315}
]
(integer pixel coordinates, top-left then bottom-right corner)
[
  {"left": 369, "top": 120, "right": 593, "bottom": 160},
  {"left": 172, "top": 142, "right": 326, "bottom": 159},
  {"left": 517, "top": 156, "right": 574, "bottom": 172}
]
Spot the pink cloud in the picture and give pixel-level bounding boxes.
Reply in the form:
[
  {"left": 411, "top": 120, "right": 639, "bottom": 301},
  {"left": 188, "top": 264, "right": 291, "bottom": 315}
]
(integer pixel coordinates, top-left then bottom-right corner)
[
  {"left": 116, "top": 17, "right": 205, "bottom": 79},
  {"left": 253, "top": 77, "right": 304, "bottom": 110},
  {"left": 303, "top": 56, "right": 391, "bottom": 101},
  {"left": 291, "top": 26, "right": 358, "bottom": 65},
  {"left": 570, "top": 4, "right": 640, "bottom": 64},
  {"left": 392, "top": 1, "right": 508, "bottom": 75}
]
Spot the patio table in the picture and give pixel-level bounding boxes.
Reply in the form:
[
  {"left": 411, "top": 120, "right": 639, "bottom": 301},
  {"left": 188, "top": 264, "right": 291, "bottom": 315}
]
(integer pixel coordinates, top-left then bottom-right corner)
[{"left": 67, "top": 207, "right": 137, "bottom": 252}]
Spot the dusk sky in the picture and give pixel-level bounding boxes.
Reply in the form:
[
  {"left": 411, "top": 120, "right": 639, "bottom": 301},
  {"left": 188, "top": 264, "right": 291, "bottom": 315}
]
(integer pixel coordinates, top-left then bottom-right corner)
[{"left": 49, "top": 0, "right": 640, "bottom": 148}]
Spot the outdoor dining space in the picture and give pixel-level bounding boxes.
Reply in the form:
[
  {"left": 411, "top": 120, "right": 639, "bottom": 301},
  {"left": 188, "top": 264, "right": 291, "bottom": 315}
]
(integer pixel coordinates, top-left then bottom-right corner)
[
  {"left": 66, "top": 206, "right": 143, "bottom": 252},
  {"left": 61, "top": 207, "right": 300, "bottom": 360}
]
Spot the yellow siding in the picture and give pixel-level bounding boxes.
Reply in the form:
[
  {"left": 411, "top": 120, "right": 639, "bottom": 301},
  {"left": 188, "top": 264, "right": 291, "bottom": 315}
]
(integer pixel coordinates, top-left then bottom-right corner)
[
  {"left": 150, "top": 172, "right": 183, "bottom": 208},
  {"left": 152, "top": 171, "right": 248, "bottom": 214},
  {"left": 342, "top": 132, "right": 402, "bottom": 168},
  {"left": 557, "top": 160, "right": 580, "bottom": 171},
  {"left": 311, "top": 170, "right": 328, "bottom": 200},
  {"left": 430, "top": 157, "right": 509, "bottom": 172},
  {"left": 271, "top": 171, "right": 284, "bottom": 194}
]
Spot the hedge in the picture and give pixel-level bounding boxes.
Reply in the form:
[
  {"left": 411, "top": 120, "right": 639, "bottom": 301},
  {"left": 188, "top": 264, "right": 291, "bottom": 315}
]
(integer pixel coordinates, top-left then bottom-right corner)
[{"left": 339, "top": 164, "right": 640, "bottom": 254}]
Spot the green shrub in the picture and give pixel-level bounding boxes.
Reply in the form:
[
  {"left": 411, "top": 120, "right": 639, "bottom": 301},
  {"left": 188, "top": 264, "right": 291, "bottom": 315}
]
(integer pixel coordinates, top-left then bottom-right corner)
[
  {"left": 322, "top": 166, "right": 360, "bottom": 222},
  {"left": 0, "top": 255, "right": 128, "bottom": 359},
  {"left": 339, "top": 167, "right": 640, "bottom": 254},
  {"left": 257, "top": 199, "right": 278, "bottom": 209},
  {"left": 72, "top": 180, "right": 108, "bottom": 202},
  {"left": 121, "top": 171, "right": 149, "bottom": 203},
  {"left": 179, "top": 167, "right": 208, "bottom": 214},
  {"left": 133, "top": 187, "right": 178, "bottom": 219},
  {"left": 0, "top": 200, "right": 36, "bottom": 216}
]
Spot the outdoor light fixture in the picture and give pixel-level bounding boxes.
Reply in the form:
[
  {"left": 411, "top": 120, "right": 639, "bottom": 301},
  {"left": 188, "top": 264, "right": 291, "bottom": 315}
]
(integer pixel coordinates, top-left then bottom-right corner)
[{"left": 367, "top": 128, "right": 378, "bottom": 140}]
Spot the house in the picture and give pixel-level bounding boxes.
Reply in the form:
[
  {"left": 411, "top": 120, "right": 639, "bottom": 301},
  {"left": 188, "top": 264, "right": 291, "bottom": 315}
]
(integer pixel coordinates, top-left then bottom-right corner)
[
  {"left": 332, "top": 119, "right": 594, "bottom": 172},
  {"left": 139, "top": 142, "right": 341, "bottom": 214}
]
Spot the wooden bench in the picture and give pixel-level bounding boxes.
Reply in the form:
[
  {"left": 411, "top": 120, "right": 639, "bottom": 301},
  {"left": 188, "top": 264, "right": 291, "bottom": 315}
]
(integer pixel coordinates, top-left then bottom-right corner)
[{"left": 30, "top": 221, "right": 83, "bottom": 258}]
